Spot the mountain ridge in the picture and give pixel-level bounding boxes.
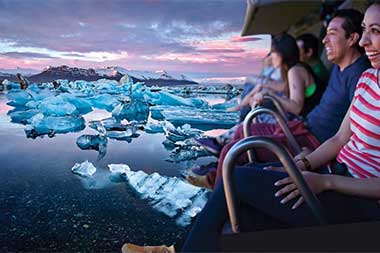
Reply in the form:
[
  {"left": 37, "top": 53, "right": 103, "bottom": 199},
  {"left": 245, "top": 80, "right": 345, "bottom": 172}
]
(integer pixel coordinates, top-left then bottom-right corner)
[{"left": 0, "top": 65, "right": 198, "bottom": 86}]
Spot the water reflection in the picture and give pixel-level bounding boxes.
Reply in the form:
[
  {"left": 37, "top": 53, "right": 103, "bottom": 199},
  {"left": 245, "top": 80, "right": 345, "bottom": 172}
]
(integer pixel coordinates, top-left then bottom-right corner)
[{"left": 0, "top": 89, "right": 233, "bottom": 252}]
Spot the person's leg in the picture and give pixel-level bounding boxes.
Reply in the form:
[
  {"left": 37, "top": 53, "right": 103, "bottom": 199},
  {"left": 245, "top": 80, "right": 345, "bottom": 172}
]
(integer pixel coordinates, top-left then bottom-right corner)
[
  {"left": 182, "top": 167, "right": 294, "bottom": 252},
  {"left": 209, "top": 140, "right": 249, "bottom": 187},
  {"left": 182, "top": 166, "right": 380, "bottom": 252}
]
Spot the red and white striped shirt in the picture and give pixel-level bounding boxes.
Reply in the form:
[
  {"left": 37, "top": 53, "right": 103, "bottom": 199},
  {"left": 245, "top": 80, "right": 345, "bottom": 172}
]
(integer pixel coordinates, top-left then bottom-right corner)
[{"left": 337, "top": 68, "right": 380, "bottom": 178}]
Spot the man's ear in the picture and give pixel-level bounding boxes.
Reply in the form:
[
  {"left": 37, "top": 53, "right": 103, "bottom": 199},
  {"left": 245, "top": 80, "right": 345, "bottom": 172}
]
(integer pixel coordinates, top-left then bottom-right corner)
[{"left": 348, "top": 33, "right": 360, "bottom": 47}]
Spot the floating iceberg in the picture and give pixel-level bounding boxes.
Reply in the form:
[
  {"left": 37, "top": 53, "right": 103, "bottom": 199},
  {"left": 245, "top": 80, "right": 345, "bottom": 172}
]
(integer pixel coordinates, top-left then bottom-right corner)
[
  {"left": 71, "top": 160, "right": 97, "bottom": 177},
  {"left": 147, "top": 91, "right": 206, "bottom": 107},
  {"left": 167, "top": 84, "right": 240, "bottom": 95},
  {"left": 27, "top": 87, "right": 56, "bottom": 101},
  {"left": 89, "top": 118, "right": 140, "bottom": 140},
  {"left": 143, "top": 121, "right": 164, "bottom": 134},
  {"left": 25, "top": 113, "right": 85, "bottom": 138},
  {"left": 162, "top": 121, "right": 203, "bottom": 142},
  {"left": 37, "top": 96, "right": 78, "bottom": 116},
  {"left": 88, "top": 94, "right": 121, "bottom": 112},
  {"left": 6, "top": 90, "right": 32, "bottom": 106},
  {"left": 76, "top": 134, "right": 108, "bottom": 160},
  {"left": 7, "top": 109, "right": 40, "bottom": 124},
  {"left": 166, "top": 139, "right": 211, "bottom": 163},
  {"left": 152, "top": 105, "right": 239, "bottom": 130},
  {"left": 88, "top": 120, "right": 107, "bottom": 135},
  {"left": 58, "top": 93, "right": 93, "bottom": 114},
  {"left": 112, "top": 99, "right": 150, "bottom": 123},
  {"left": 108, "top": 164, "right": 209, "bottom": 226},
  {"left": 106, "top": 130, "right": 137, "bottom": 140},
  {"left": 2, "top": 80, "right": 21, "bottom": 90}
]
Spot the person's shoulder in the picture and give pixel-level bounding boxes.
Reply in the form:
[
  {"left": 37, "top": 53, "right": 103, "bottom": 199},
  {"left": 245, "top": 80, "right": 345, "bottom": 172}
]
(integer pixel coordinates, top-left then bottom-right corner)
[
  {"left": 349, "top": 55, "right": 371, "bottom": 73},
  {"left": 358, "top": 68, "right": 377, "bottom": 82},
  {"left": 289, "top": 63, "right": 309, "bottom": 76}
]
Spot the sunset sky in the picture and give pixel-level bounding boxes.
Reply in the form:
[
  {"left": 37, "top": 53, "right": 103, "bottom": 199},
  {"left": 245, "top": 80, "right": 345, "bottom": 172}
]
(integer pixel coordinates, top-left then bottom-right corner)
[{"left": 0, "top": 0, "right": 271, "bottom": 77}]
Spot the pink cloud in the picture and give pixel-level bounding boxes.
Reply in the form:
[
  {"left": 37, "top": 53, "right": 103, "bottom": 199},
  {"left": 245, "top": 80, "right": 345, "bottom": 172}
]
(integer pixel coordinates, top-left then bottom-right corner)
[{"left": 230, "top": 35, "right": 262, "bottom": 43}]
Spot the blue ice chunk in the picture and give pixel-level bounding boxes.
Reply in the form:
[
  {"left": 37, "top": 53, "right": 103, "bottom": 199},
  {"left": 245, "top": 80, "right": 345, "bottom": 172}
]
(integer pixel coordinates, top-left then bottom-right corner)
[
  {"left": 162, "top": 139, "right": 177, "bottom": 150},
  {"left": 119, "top": 74, "right": 134, "bottom": 85},
  {"left": 38, "top": 82, "right": 54, "bottom": 89},
  {"left": 166, "top": 139, "right": 211, "bottom": 163},
  {"left": 109, "top": 163, "right": 130, "bottom": 175},
  {"left": 144, "top": 122, "right": 164, "bottom": 134},
  {"left": 70, "top": 80, "right": 94, "bottom": 90},
  {"left": 109, "top": 164, "right": 209, "bottom": 226},
  {"left": 112, "top": 99, "right": 150, "bottom": 123},
  {"left": 26, "top": 83, "right": 40, "bottom": 92},
  {"left": 153, "top": 105, "right": 239, "bottom": 130},
  {"left": 176, "top": 192, "right": 209, "bottom": 226},
  {"left": 167, "top": 85, "right": 239, "bottom": 96},
  {"left": 37, "top": 96, "right": 78, "bottom": 116},
  {"left": 8, "top": 109, "right": 40, "bottom": 124},
  {"left": 89, "top": 117, "right": 135, "bottom": 132},
  {"left": 94, "top": 79, "right": 119, "bottom": 94},
  {"left": 150, "top": 106, "right": 165, "bottom": 120},
  {"left": 107, "top": 122, "right": 139, "bottom": 139},
  {"left": 76, "top": 134, "right": 108, "bottom": 160},
  {"left": 71, "top": 160, "right": 96, "bottom": 177},
  {"left": 28, "top": 88, "right": 56, "bottom": 102},
  {"left": 188, "top": 98, "right": 208, "bottom": 108},
  {"left": 88, "top": 94, "right": 121, "bottom": 112},
  {"left": 3, "top": 80, "right": 21, "bottom": 90},
  {"left": 58, "top": 93, "right": 93, "bottom": 114},
  {"left": 149, "top": 91, "right": 196, "bottom": 107},
  {"left": 162, "top": 121, "right": 203, "bottom": 142},
  {"left": 106, "top": 130, "right": 135, "bottom": 140},
  {"left": 89, "top": 118, "right": 140, "bottom": 140},
  {"left": 211, "top": 99, "right": 239, "bottom": 110},
  {"left": 25, "top": 100, "right": 40, "bottom": 109},
  {"left": 56, "top": 80, "right": 71, "bottom": 92},
  {"left": 25, "top": 113, "right": 85, "bottom": 137},
  {"left": 88, "top": 120, "right": 107, "bottom": 136},
  {"left": 6, "top": 90, "right": 32, "bottom": 106}
]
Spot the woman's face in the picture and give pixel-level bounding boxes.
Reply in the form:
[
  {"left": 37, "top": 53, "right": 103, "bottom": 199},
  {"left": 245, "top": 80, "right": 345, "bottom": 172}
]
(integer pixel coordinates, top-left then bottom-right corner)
[
  {"left": 271, "top": 51, "right": 282, "bottom": 68},
  {"left": 359, "top": 4, "right": 380, "bottom": 69}
]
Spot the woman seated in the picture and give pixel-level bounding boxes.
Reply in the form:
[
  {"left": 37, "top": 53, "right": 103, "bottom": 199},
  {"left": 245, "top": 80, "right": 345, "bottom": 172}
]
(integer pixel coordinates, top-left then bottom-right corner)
[
  {"left": 230, "top": 33, "right": 322, "bottom": 121},
  {"left": 194, "top": 33, "right": 323, "bottom": 160},
  {"left": 122, "top": 3, "right": 380, "bottom": 252}
]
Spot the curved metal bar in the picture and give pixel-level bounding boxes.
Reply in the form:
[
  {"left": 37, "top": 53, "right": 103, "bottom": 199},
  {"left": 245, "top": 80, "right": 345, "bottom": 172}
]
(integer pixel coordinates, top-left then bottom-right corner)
[
  {"left": 222, "top": 136, "right": 327, "bottom": 233},
  {"left": 262, "top": 94, "right": 288, "bottom": 121},
  {"left": 243, "top": 107, "right": 301, "bottom": 162}
]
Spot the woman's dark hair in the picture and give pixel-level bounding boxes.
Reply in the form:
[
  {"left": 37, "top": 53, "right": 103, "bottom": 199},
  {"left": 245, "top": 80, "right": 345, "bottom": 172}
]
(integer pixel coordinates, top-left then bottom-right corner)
[
  {"left": 271, "top": 33, "right": 300, "bottom": 96},
  {"left": 296, "top": 33, "right": 320, "bottom": 59}
]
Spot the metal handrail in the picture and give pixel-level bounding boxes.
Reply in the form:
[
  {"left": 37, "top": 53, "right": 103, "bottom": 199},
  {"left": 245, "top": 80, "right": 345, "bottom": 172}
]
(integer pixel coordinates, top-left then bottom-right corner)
[
  {"left": 222, "top": 136, "right": 327, "bottom": 233},
  {"left": 263, "top": 94, "right": 288, "bottom": 120},
  {"left": 243, "top": 103, "right": 301, "bottom": 162}
]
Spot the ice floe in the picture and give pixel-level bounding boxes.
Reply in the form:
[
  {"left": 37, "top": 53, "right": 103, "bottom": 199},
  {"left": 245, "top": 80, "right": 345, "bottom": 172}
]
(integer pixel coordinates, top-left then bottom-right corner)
[
  {"left": 108, "top": 163, "right": 209, "bottom": 226},
  {"left": 71, "top": 160, "right": 97, "bottom": 177}
]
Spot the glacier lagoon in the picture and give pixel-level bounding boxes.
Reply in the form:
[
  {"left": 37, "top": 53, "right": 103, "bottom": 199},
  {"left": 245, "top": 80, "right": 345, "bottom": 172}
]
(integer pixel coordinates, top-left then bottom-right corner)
[{"left": 0, "top": 81, "right": 239, "bottom": 252}]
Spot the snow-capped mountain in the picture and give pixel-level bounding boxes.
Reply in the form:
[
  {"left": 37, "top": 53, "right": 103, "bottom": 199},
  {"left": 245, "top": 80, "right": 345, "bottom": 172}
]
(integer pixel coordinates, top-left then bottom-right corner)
[
  {"left": 0, "top": 67, "right": 39, "bottom": 77},
  {"left": 95, "top": 66, "right": 191, "bottom": 81},
  {"left": 0, "top": 65, "right": 197, "bottom": 86}
]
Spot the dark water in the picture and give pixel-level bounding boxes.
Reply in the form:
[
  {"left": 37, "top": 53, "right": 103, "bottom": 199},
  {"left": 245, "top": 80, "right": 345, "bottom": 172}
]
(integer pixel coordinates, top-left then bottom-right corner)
[{"left": 0, "top": 92, "right": 226, "bottom": 252}]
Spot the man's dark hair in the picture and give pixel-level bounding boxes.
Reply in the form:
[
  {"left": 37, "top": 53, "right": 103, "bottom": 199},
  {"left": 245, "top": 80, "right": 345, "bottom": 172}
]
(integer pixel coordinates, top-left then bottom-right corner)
[
  {"left": 296, "top": 33, "right": 320, "bottom": 59},
  {"left": 367, "top": 0, "right": 380, "bottom": 8},
  {"left": 331, "top": 9, "right": 364, "bottom": 54}
]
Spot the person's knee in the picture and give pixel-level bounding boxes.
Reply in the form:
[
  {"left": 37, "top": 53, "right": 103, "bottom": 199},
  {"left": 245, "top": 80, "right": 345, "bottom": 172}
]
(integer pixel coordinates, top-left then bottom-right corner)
[{"left": 233, "top": 167, "right": 287, "bottom": 199}]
